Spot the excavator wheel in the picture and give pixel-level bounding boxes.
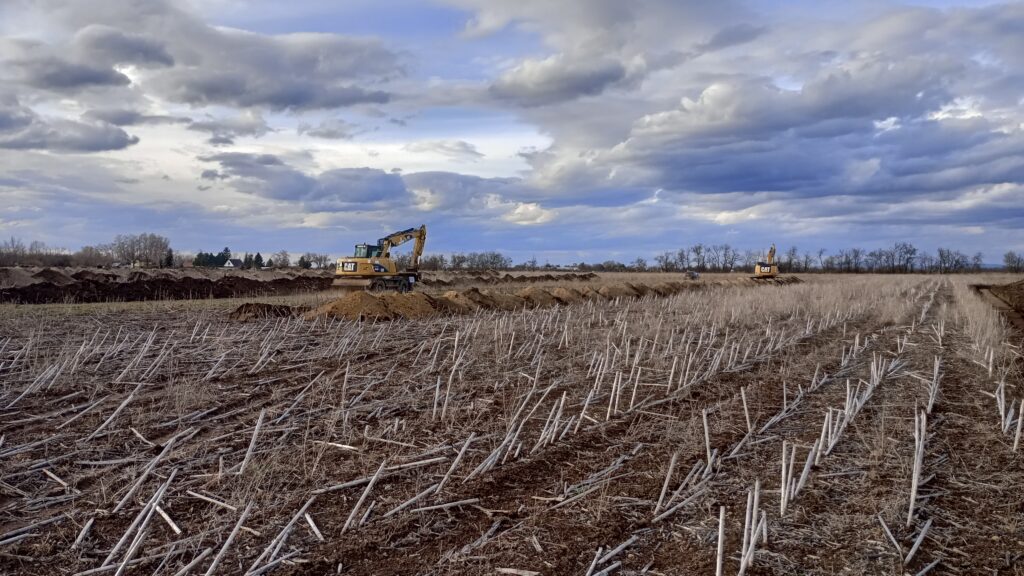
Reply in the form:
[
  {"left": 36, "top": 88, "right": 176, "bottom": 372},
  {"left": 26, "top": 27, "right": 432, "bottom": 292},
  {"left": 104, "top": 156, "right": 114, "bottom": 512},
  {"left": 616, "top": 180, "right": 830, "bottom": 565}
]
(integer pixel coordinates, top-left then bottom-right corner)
[
  {"left": 396, "top": 280, "right": 410, "bottom": 293},
  {"left": 369, "top": 279, "right": 387, "bottom": 292}
]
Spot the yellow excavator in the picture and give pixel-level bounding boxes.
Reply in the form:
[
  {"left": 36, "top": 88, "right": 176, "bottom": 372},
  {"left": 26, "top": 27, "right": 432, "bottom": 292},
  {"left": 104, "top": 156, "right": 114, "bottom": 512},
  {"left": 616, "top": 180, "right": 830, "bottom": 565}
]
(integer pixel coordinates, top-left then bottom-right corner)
[
  {"left": 333, "top": 225, "right": 427, "bottom": 292},
  {"left": 752, "top": 243, "right": 779, "bottom": 280}
]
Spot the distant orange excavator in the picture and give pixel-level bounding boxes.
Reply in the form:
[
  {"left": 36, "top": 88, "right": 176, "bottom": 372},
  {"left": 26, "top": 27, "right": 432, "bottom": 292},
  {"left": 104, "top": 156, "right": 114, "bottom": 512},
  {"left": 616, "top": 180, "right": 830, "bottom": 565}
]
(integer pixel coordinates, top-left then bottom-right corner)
[{"left": 753, "top": 243, "right": 779, "bottom": 280}]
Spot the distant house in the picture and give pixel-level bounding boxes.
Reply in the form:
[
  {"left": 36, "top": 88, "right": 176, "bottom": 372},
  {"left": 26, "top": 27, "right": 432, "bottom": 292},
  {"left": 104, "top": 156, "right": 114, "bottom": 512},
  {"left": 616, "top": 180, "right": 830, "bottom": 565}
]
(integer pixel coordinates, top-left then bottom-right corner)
[{"left": 223, "top": 259, "right": 244, "bottom": 269}]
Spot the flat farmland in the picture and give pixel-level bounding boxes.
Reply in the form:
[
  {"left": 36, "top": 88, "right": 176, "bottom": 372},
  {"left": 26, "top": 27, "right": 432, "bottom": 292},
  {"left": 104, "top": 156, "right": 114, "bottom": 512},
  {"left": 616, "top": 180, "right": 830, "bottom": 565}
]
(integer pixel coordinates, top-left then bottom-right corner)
[{"left": 1, "top": 274, "right": 1022, "bottom": 575}]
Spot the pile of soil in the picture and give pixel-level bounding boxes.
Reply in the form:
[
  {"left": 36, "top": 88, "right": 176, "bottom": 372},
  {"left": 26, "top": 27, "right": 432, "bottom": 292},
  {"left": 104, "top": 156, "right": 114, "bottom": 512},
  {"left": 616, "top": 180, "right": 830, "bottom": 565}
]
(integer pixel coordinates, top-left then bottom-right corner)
[
  {"left": 235, "top": 277, "right": 805, "bottom": 323},
  {"left": 0, "top": 266, "right": 334, "bottom": 304},
  {"left": 32, "top": 269, "right": 75, "bottom": 286},
  {"left": 599, "top": 284, "right": 641, "bottom": 299},
  {"left": 992, "top": 278, "right": 1024, "bottom": 313},
  {"left": 0, "top": 267, "right": 38, "bottom": 290},
  {"left": 551, "top": 286, "right": 584, "bottom": 304},
  {"left": 517, "top": 286, "right": 560, "bottom": 307},
  {"left": 303, "top": 291, "right": 394, "bottom": 321},
  {"left": 377, "top": 292, "right": 437, "bottom": 320}
]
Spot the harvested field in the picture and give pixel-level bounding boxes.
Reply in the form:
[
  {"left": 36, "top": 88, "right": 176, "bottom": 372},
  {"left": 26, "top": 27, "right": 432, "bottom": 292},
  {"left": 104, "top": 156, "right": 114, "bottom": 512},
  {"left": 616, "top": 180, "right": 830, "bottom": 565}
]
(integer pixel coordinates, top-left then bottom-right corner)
[
  {"left": 0, "top": 267, "right": 335, "bottom": 304},
  {"left": 1, "top": 275, "right": 1022, "bottom": 576}
]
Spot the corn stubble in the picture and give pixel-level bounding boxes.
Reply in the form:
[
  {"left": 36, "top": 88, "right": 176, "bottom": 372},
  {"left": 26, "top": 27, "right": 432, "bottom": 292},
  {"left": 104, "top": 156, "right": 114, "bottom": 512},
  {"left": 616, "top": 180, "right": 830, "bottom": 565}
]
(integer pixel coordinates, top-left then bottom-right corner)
[{"left": 0, "top": 273, "right": 1021, "bottom": 575}]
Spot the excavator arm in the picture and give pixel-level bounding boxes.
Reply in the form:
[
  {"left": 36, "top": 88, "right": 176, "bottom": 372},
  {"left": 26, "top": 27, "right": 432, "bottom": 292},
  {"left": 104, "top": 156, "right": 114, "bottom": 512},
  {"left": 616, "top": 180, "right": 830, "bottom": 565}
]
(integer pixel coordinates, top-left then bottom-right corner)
[
  {"left": 378, "top": 225, "right": 428, "bottom": 269},
  {"left": 767, "top": 244, "right": 776, "bottom": 265}
]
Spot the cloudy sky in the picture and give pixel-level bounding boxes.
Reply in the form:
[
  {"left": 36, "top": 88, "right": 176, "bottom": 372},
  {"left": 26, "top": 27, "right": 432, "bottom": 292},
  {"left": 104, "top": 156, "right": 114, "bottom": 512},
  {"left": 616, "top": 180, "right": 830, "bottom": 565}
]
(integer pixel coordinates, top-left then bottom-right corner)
[{"left": 1, "top": 0, "right": 1022, "bottom": 263}]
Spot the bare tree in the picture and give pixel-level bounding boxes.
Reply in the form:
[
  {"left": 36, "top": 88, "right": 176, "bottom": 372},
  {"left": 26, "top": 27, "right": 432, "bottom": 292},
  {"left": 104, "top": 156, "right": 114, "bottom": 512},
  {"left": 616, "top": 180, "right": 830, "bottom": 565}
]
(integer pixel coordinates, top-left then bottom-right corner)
[
  {"left": 654, "top": 252, "right": 677, "bottom": 272},
  {"left": 271, "top": 250, "right": 291, "bottom": 268},
  {"left": 675, "top": 247, "right": 690, "bottom": 270}
]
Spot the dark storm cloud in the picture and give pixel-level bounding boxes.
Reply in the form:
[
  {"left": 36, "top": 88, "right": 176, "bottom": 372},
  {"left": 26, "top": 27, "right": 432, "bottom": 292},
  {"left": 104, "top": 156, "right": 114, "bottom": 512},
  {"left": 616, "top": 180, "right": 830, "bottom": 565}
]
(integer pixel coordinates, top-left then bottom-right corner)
[
  {"left": 72, "top": 24, "right": 174, "bottom": 67},
  {"left": 0, "top": 98, "right": 139, "bottom": 152},
  {"left": 11, "top": 55, "right": 131, "bottom": 91},
  {"left": 198, "top": 152, "right": 409, "bottom": 209}
]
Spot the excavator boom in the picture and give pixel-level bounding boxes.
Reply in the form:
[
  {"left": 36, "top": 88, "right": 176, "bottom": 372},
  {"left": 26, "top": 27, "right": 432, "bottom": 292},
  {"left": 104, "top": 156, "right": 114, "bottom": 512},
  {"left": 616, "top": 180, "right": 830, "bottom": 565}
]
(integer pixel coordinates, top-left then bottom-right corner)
[{"left": 379, "top": 225, "right": 427, "bottom": 269}]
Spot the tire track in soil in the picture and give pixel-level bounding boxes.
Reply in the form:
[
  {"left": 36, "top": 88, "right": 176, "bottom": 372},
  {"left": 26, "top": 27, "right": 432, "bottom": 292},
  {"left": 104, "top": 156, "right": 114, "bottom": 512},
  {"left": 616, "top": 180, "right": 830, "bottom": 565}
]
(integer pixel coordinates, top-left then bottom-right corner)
[
  {"left": 286, "top": 310, "right": 886, "bottom": 576},
  {"left": 924, "top": 327, "right": 1024, "bottom": 574}
]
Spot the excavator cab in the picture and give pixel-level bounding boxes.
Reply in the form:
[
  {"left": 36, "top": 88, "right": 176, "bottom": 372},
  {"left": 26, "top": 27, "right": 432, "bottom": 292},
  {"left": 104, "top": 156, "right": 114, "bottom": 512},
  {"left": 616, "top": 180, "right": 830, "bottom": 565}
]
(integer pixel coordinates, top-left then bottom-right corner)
[{"left": 354, "top": 244, "right": 382, "bottom": 258}]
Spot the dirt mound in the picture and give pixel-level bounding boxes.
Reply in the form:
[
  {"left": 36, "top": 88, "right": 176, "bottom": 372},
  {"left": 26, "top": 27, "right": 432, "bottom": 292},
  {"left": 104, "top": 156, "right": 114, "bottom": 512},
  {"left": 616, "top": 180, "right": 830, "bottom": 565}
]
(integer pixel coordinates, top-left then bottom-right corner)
[
  {"left": 32, "top": 268, "right": 75, "bottom": 286},
  {"left": 993, "top": 278, "right": 1024, "bottom": 313},
  {"left": 229, "top": 303, "right": 305, "bottom": 321},
  {"left": 482, "top": 290, "right": 527, "bottom": 311},
  {"left": 276, "top": 277, "right": 801, "bottom": 323},
  {"left": 749, "top": 275, "right": 804, "bottom": 286},
  {"left": 649, "top": 282, "right": 684, "bottom": 296},
  {"left": 516, "top": 286, "right": 560, "bottom": 307},
  {"left": 551, "top": 286, "right": 584, "bottom": 304},
  {"left": 0, "top": 267, "right": 39, "bottom": 289},
  {"left": 1, "top": 267, "right": 335, "bottom": 304},
  {"left": 71, "top": 269, "right": 116, "bottom": 283},
  {"left": 599, "top": 284, "right": 640, "bottom": 299},
  {"left": 304, "top": 291, "right": 395, "bottom": 321},
  {"left": 443, "top": 287, "right": 494, "bottom": 310},
  {"left": 377, "top": 292, "right": 436, "bottom": 319},
  {"left": 429, "top": 294, "right": 473, "bottom": 314}
]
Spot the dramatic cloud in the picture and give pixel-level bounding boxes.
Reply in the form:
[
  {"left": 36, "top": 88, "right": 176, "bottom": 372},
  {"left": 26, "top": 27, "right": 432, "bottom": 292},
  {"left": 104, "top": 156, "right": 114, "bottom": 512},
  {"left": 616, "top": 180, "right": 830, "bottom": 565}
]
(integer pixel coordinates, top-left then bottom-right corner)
[
  {"left": 0, "top": 97, "right": 139, "bottom": 152},
  {"left": 4, "top": 0, "right": 402, "bottom": 110},
  {"left": 2, "top": 0, "right": 1024, "bottom": 260}
]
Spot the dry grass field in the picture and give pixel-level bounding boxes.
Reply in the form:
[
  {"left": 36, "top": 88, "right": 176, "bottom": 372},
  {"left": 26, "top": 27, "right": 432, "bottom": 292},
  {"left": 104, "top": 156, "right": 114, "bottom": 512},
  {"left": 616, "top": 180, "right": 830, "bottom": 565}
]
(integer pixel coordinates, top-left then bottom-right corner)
[{"left": 1, "top": 274, "right": 1022, "bottom": 575}]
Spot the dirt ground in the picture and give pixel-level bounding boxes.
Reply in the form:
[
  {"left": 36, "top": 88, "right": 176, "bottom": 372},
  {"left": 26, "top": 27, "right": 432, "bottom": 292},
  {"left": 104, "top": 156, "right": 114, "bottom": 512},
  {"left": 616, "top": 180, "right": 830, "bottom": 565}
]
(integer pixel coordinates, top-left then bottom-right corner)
[
  {"left": 0, "top": 267, "right": 336, "bottom": 304},
  {"left": 0, "top": 274, "right": 1021, "bottom": 575}
]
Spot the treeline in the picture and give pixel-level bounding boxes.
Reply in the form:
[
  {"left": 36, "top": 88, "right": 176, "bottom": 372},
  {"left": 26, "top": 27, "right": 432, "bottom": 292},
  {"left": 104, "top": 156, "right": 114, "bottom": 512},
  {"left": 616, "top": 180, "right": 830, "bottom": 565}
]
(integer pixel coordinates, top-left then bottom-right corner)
[
  {"left": 1006, "top": 251, "right": 1024, "bottom": 273},
  {"left": 0, "top": 234, "right": 174, "bottom": 267},
  {"left": 391, "top": 251, "right": 513, "bottom": 271},
  {"left": 191, "top": 248, "right": 334, "bottom": 269},
  {"left": 569, "top": 243, "right": 989, "bottom": 273}
]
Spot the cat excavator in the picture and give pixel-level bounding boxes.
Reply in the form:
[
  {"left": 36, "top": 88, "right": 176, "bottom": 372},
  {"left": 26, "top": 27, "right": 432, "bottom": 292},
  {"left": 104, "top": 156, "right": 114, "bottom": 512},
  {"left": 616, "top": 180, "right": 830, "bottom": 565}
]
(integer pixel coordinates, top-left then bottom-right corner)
[
  {"left": 752, "top": 243, "right": 779, "bottom": 280},
  {"left": 333, "top": 225, "right": 427, "bottom": 292}
]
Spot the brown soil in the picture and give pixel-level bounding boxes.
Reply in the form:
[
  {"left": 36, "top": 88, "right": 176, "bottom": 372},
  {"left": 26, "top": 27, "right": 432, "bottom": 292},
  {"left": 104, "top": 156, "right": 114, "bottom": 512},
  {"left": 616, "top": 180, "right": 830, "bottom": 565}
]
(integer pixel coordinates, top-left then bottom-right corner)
[
  {"left": 481, "top": 290, "right": 527, "bottom": 311},
  {"left": 0, "top": 266, "right": 334, "bottom": 303},
  {"left": 31, "top": 269, "right": 75, "bottom": 286},
  {"left": 599, "top": 284, "right": 640, "bottom": 299},
  {"left": 550, "top": 286, "right": 584, "bottom": 303},
  {"left": 377, "top": 292, "right": 437, "bottom": 320},
  {"left": 515, "top": 286, "right": 560, "bottom": 307},
  {"left": 303, "top": 291, "right": 395, "bottom": 321}
]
